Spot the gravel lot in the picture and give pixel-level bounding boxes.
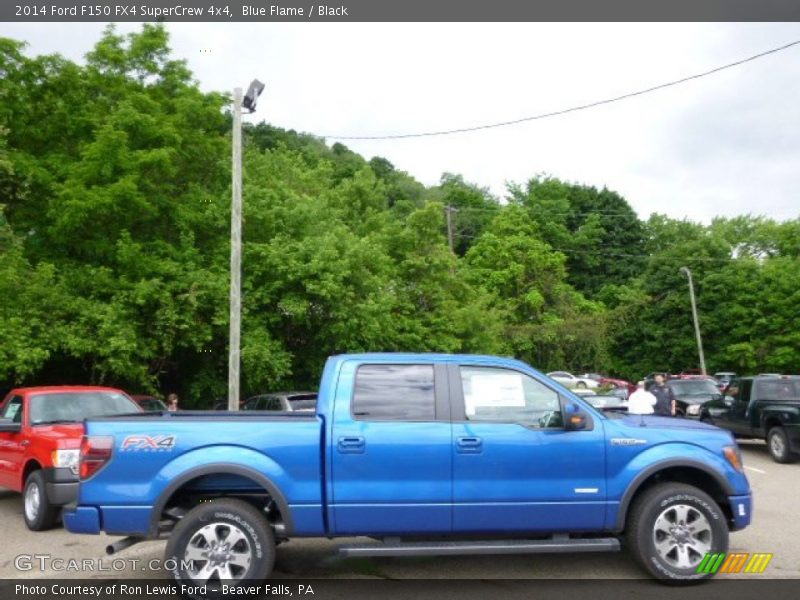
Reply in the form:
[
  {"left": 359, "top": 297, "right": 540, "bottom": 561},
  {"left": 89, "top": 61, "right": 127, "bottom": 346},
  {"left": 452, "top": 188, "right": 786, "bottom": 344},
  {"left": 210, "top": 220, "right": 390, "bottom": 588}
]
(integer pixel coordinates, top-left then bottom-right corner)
[{"left": 0, "top": 439, "right": 796, "bottom": 580}]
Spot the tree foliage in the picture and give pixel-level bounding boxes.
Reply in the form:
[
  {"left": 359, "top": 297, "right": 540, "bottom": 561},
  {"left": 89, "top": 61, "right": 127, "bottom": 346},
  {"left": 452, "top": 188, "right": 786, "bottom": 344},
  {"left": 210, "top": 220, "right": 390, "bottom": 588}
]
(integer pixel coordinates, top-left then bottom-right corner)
[{"left": 1, "top": 26, "right": 798, "bottom": 403}]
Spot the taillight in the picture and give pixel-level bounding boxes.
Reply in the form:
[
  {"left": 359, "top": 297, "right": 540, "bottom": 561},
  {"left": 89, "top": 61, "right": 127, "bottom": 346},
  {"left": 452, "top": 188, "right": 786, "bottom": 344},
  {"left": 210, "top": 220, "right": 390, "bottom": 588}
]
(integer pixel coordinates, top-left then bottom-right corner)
[{"left": 79, "top": 435, "right": 114, "bottom": 480}]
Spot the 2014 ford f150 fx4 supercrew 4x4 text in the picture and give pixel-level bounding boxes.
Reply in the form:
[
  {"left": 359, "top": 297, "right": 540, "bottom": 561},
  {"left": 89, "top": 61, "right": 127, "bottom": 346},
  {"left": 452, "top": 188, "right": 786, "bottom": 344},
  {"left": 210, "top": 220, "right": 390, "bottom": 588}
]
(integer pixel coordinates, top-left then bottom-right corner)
[{"left": 63, "top": 353, "right": 752, "bottom": 584}]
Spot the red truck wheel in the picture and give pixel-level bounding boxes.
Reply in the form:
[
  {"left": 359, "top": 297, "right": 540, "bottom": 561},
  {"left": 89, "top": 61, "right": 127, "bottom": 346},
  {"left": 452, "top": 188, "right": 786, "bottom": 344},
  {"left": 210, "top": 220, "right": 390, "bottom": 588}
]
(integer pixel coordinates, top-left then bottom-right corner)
[
  {"left": 23, "top": 471, "right": 59, "bottom": 531},
  {"left": 165, "top": 498, "right": 275, "bottom": 587}
]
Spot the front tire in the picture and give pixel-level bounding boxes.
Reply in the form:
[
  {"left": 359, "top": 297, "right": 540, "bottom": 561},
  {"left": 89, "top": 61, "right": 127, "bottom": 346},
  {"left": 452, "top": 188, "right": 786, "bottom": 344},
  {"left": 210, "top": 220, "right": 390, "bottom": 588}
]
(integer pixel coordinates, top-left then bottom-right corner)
[
  {"left": 767, "top": 427, "right": 794, "bottom": 463},
  {"left": 626, "top": 483, "right": 728, "bottom": 583},
  {"left": 576, "top": 381, "right": 587, "bottom": 389},
  {"left": 23, "top": 471, "right": 59, "bottom": 531},
  {"left": 165, "top": 498, "right": 275, "bottom": 588}
]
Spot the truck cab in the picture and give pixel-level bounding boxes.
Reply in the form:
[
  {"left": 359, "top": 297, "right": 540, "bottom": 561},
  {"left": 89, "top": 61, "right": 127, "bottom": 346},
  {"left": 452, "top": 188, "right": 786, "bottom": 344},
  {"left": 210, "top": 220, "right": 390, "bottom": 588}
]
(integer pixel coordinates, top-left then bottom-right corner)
[{"left": 701, "top": 375, "right": 800, "bottom": 463}]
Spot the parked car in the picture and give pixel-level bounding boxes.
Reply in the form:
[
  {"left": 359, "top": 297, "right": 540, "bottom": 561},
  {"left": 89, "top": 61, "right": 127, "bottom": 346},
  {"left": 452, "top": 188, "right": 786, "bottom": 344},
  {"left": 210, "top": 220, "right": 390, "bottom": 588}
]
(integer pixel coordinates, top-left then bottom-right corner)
[
  {"left": 584, "top": 394, "right": 628, "bottom": 413},
  {"left": 0, "top": 386, "right": 141, "bottom": 530},
  {"left": 243, "top": 392, "right": 317, "bottom": 412},
  {"left": 601, "top": 377, "right": 636, "bottom": 395},
  {"left": 578, "top": 373, "right": 605, "bottom": 382},
  {"left": 700, "top": 376, "right": 800, "bottom": 463},
  {"left": 713, "top": 372, "right": 737, "bottom": 390},
  {"left": 667, "top": 378, "right": 723, "bottom": 418},
  {"left": 546, "top": 371, "right": 599, "bottom": 389},
  {"left": 65, "top": 353, "right": 751, "bottom": 583},
  {"left": 130, "top": 395, "right": 167, "bottom": 412}
]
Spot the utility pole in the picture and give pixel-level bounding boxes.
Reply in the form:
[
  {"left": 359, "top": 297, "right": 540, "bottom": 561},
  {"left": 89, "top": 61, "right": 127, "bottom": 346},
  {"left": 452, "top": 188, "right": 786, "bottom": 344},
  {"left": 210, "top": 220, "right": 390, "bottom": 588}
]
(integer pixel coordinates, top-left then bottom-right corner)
[
  {"left": 228, "top": 87, "right": 243, "bottom": 411},
  {"left": 227, "top": 79, "right": 264, "bottom": 412},
  {"left": 679, "top": 266, "right": 707, "bottom": 375},
  {"left": 445, "top": 205, "right": 458, "bottom": 253}
]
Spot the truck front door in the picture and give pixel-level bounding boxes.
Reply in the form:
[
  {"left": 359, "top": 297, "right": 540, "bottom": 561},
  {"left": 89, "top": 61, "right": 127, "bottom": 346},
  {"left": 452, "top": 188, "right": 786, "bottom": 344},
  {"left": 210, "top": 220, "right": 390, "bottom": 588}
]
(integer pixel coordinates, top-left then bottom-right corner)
[
  {"left": 330, "top": 361, "right": 452, "bottom": 535},
  {"left": 450, "top": 364, "right": 607, "bottom": 533},
  {"left": 717, "top": 379, "right": 753, "bottom": 436}
]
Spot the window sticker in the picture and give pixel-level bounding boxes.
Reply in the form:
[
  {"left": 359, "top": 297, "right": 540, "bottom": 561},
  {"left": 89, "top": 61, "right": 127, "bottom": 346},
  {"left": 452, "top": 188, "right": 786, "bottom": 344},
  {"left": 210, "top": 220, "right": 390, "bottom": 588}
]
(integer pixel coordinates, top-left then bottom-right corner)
[
  {"left": 4, "top": 403, "right": 20, "bottom": 420},
  {"left": 465, "top": 372, "right": 525, "bottom": 415}
]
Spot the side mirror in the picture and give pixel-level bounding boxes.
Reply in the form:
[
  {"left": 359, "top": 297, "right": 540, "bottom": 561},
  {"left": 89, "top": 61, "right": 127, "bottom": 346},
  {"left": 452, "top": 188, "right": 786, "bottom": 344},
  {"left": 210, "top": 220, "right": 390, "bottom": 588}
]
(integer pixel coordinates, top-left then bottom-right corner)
[
  {"left": 723, "top": 395, "right": 735, "bottom": 406},
  {"left": 0, "top": 418, "right": 22, "bottom": 433},
  {"left": 564, "top": 404, "right": 592, "bottom": 431}
]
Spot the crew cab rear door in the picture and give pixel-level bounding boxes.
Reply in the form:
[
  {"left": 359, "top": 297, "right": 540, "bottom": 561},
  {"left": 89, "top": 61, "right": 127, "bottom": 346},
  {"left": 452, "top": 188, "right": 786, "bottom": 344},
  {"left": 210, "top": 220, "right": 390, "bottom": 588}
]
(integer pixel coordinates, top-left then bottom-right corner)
[
  {"left": 330, "top": 360, "right": 452, "bottom": 535},
  {"left": 450, "top": 363, "right": 607, "bottom": 533}
]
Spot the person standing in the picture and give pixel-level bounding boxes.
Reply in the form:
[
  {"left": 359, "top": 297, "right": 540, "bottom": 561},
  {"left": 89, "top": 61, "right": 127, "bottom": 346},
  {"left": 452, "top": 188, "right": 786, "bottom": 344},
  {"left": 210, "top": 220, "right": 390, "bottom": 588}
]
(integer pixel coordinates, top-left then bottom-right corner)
[
  {"left": 167, "top": 393, "right": 179, "bottom": 412},
  {"left": 651, "top": 374, "right": 676, "bottom": 416},
  {"left": 628, "top": 381, "right": 657, "bottom": 415}
]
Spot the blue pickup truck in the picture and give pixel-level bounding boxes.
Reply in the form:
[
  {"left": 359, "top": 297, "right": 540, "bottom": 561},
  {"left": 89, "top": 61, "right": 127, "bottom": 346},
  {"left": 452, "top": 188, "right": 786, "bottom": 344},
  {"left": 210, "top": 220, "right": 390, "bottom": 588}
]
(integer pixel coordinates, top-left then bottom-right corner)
[{"left": 64, "top": 353, "right": 752, "bottom": 584}]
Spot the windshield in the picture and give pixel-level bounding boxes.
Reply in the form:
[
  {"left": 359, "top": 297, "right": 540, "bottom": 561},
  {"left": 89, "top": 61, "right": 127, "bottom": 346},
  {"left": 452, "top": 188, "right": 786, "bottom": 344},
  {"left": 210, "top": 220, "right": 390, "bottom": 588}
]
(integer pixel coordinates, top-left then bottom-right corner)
[
  {"left": 139, "top": 398, "right": 167, "bottom": 411},
  {"left": 668, "top": 380, "right": 720, "bottom": 397},
  {"left": 29, "top": 392, "right": 140, "bottom": 425}
]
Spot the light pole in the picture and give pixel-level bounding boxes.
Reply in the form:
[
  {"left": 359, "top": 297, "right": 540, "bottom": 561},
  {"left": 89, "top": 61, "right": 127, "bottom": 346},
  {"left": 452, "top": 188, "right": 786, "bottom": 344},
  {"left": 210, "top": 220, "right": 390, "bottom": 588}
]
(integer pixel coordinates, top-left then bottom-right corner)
[
  {"left": 228, "top": 80, "right": 264, "bottom": 411},
  {"left": 679, "top": 266, "right": 706, "bottom": 376}
]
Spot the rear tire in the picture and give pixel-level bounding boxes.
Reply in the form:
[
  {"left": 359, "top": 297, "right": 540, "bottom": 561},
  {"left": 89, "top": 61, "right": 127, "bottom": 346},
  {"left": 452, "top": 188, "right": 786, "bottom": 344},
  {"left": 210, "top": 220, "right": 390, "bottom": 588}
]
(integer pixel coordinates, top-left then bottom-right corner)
[
  {"left": 165, "top": 498, "right": 275, "bottom": 589},
  {"left": 626, "top": 483, "right": 728, "bottom": 583},
  {"left": 23, "top": 470, "right": 59, "bottom": 531},
  {"left": 767, "top": 427, "right": 794, "bottom": 463},
  {"left": 576, "top": 381, "right": 587, "bottom": 389}
]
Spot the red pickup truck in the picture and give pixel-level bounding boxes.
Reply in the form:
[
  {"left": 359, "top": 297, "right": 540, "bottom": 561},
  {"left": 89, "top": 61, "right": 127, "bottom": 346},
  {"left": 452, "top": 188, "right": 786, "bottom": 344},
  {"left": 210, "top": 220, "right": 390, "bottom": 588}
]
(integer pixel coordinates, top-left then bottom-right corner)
[{"left": 0, "top": 386, "right": 141, "bottom": 530}]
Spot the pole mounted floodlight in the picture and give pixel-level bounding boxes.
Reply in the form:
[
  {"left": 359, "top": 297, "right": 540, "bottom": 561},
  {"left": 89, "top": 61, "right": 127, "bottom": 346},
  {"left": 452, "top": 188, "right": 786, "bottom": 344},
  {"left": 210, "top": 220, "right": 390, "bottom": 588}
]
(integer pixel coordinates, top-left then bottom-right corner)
[
  {"left": 242, "top": 79, "right": 265, "bottom": 113},
  {"left": 679, "top": 266, "right": 707, "bottom": 376}
]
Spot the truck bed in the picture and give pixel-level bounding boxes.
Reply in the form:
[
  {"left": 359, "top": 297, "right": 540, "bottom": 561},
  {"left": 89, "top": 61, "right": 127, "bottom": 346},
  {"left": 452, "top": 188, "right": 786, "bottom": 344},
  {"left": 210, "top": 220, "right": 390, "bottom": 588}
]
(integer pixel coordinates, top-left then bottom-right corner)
[{"left": 79, "top": 411, "right": 324, "bottom": 536}]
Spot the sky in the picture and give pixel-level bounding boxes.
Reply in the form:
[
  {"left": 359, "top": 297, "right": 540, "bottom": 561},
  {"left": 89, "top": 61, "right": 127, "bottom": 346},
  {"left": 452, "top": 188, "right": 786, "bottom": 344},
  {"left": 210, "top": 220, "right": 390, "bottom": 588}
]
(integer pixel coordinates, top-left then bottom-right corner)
[{"left": 2, "top": 22, "right": 800, "bottom": 222}]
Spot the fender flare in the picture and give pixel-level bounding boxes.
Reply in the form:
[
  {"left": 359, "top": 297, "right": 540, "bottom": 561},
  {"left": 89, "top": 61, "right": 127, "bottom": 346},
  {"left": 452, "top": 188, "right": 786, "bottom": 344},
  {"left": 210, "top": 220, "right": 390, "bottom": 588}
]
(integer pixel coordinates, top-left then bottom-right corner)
[
  {"left": 148, "top": 462, "right": 294, "bottom": 537},
  {"left": 614, "top": 458, "right": 735, "bottom": 531}
]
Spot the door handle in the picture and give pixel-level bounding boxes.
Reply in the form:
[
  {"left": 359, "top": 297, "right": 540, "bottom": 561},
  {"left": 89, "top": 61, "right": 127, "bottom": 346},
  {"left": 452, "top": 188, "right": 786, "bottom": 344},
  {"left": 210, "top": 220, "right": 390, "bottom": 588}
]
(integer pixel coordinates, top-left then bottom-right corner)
[
  {"left": 337, "top": 436, "right": 365, "bottom": 454},
  {"left": 456, "top": 436, "right": 483, "bottom": 453},
  {"left": 20, "top": 440, "right": 30, "bottom": 447}
]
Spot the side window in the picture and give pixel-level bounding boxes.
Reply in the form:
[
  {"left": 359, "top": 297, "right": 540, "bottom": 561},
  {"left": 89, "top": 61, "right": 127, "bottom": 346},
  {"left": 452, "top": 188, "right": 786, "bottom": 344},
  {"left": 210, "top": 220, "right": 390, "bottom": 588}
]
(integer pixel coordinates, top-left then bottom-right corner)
[
  {"left": 264, "top": 396, "right": 282, "bottom": 411},
  {"left": 352, "top": 364, "right": 435, "bottom": 421},
  {"left": 739, "top": 379, "right": 753, "bottom": 402},
  {"left": 2, "top": 396, "right": 23, "bottom": 423},
  {"left": 460, "top": 367, "right": 562, "bottom": 428}
]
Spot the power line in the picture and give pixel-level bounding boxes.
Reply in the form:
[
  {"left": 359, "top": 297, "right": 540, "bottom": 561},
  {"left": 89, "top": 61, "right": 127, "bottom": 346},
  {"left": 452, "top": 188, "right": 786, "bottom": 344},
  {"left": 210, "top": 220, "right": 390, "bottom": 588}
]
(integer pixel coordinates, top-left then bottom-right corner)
[
  {"left": 318, "top": 39, "right": 800, "bottom": 141},
  {"left": 453, "top": 206, "right": 638, "bottom": 217}
]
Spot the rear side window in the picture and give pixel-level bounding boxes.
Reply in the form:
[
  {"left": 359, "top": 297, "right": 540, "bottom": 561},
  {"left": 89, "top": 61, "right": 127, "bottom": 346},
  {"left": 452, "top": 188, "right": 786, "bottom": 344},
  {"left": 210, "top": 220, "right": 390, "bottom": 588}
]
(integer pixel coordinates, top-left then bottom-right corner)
[{"left": 352, "top": 364, "right": 435, "bottom": 421}]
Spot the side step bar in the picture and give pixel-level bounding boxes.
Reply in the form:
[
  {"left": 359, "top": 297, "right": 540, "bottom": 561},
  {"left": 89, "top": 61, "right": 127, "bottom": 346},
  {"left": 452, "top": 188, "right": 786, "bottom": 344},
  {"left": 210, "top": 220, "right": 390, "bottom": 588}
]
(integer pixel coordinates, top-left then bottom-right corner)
[{"left": 339, "top": 537, "right": 620, "bottom": 557}]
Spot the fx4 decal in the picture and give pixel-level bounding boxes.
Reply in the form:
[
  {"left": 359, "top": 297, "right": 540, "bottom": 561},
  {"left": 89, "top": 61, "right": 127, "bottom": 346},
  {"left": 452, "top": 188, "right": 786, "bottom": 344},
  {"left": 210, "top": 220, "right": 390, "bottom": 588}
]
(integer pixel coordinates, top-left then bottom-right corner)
[{"left": 121, "top": 434, "right": 177, "bottom": 451}]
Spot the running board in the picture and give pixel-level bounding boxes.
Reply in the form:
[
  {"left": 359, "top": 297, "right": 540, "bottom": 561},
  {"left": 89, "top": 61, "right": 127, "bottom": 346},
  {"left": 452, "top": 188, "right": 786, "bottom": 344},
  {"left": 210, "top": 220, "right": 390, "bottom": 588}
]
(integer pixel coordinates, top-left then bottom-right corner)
[{"left": 338, "top": 537, "right": 620, "bottom": 557}]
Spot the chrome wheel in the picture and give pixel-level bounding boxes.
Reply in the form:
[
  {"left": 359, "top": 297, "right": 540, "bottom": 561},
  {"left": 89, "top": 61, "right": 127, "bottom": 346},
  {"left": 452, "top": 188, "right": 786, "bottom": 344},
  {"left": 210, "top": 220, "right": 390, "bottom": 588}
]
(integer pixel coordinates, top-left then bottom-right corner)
[
  {"left": 652, "top": 503, "right": 712, "bottom": 570},
  {"left": 24, "top": 481, "right": 40, "bottom": 522},
  {"left": 184, "top": 522, "right": 252, "bottom": 583}
]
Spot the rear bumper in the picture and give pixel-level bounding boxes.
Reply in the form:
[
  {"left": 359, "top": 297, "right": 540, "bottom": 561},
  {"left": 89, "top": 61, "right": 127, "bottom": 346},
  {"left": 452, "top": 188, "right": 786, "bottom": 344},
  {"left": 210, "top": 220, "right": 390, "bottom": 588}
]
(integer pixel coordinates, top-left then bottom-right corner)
[
  {"left": 729, "top": 492, "right": 753, "bottom": 531},
  {"left": 63, "top": 505, "right": 101, "bottom": 534},
  {"left": 42, "top": 467, "right": 78, "bottom": 506}
]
